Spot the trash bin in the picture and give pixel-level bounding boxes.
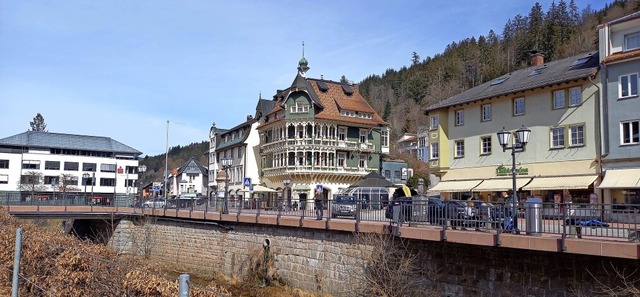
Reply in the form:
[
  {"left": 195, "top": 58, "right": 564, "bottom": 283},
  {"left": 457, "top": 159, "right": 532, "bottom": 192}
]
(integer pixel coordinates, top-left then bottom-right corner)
[{"left": 525, "top": 197, "right": 543, "bottom": 236}]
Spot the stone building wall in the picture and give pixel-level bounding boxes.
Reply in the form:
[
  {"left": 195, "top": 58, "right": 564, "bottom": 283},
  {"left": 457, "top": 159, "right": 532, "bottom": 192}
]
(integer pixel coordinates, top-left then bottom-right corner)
[{"left": 109, "top": 218, "right": 638, "bottom": 296}]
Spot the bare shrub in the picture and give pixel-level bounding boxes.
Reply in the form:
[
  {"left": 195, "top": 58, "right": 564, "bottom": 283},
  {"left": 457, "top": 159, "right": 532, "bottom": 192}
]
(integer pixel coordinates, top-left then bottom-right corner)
[
  {"left": 586, "top": 262, "right": 640, "bottom": 296},
  {"left": 349, "top": 232, "right": 439, "bottom": 297}
]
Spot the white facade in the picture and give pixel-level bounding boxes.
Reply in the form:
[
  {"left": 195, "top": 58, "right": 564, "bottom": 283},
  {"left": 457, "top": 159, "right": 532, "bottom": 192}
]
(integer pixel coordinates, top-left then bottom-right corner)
[
  {"left": 0, "top": 131, "right": 142, "bottom": 199},
  {"left": 169, "top": 158, "right": 208, "bottom": 196},
  {"left": 209, "top": 118, "right": 262, "bottom": 199}
]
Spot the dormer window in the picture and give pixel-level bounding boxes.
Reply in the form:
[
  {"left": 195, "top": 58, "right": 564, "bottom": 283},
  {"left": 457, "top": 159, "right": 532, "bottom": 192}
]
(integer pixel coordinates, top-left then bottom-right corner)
[
  {"left": 625, "top": 32, "right": 640, "bottom": 51},
  {"left": 342, "top": 85, "right": 354, "bottom": 95},
  {"left": 290, "top": 102, "right": 309, "bottom": 113},
  {"left": 528, "top": 67, "right": 547, "bottom": 77},
  {"left": 340, "top": 109, "right": 372, "bottom": 119}
]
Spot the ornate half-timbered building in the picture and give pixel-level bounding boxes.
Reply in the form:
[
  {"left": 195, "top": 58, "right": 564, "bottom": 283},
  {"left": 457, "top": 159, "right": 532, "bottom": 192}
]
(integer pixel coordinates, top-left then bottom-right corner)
[{"left": 257, "top": 57, "right": 389, "bottom": 206}]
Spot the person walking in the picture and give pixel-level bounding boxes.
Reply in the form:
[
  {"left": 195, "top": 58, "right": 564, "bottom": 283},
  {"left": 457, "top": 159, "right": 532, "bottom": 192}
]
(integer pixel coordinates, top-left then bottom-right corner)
[{"left": 314, "top": 189, "right": 324, "bottom": 220}]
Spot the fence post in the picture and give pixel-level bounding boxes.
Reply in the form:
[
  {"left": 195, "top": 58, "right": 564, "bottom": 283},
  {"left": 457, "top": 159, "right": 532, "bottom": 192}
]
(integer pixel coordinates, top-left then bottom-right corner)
[
  {"left": 178, "top": 274, "right": 189, "bottom": 297},
  {"left": 561, "top": 202, "right": 567, "bottom": 251},
  {"left": 12, "top": 228, "right": 23, "bottom": 297}
]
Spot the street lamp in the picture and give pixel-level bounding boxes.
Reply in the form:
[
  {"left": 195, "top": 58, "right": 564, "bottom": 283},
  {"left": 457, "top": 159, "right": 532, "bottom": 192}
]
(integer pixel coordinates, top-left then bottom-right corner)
[
  {"left": 138, "top": 164, "right": 147, "bottom": 206},
  {"left": 89, "top": 172, "right": 95, "bottom": 205},
  {"left": 82, "top": 173, "right": 90, "bottom": 204},
  {"left": 283, "top": 179, "right": 291, "bottom": 210},
  {"left": 497, "top": 125, "right": 531, "bottom": 234},
  {"left": 221, "top": 158, "right": 233, "bottom": 214}
]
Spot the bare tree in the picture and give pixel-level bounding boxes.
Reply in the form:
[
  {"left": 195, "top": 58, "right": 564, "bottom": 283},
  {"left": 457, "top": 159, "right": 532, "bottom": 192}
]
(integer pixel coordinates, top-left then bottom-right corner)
[
  {"left": 17, "top": 171, "right": 46, "bottom": 200},
  {"left": 349, "top": 232, "right": 438, "bottom": 297},
  {"left": 29, "top": 113, "right": 47, "bottom": 132},
  {"left": 59, "top": 174, "right": 81, "bottom": 199}
]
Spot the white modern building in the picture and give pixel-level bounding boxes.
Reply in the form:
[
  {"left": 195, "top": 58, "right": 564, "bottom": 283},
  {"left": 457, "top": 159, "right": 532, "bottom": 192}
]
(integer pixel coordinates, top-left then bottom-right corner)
[{"left": 0, "top": 131, "right": 142, "bottom": 204}]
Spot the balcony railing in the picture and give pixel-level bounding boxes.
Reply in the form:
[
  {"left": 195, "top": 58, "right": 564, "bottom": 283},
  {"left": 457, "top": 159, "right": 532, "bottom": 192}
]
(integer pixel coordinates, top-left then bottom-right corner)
[
  {"left": 261, "top": 138, "right": 375, "bottom": 153},
  {"left": 262, "top": 165, "right": 377, "bottom": 176}
]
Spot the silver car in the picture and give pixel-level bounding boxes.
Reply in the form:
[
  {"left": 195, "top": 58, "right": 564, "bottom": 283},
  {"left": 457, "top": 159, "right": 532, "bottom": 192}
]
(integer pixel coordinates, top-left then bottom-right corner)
[
  {"left": 143, "top": 198, "right": 166, "bottom": 208},
  {"left": 331, "top": 195, "right": 357, "bottom": 218}
]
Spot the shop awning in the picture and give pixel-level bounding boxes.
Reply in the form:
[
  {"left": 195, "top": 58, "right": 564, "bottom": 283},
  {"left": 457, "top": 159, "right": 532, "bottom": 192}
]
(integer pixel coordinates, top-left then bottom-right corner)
[
  {"left": 522, "top": 175, "right": 598, "bottom": 191},
  {"left": 429, "top": 180, "right": 483, "bottom": 192},
  {"left": 598, "top": 169, "right": 640, "bottom": 188},
  {"left": 472, "top": 178, "right": 532, "bottom": 192}
]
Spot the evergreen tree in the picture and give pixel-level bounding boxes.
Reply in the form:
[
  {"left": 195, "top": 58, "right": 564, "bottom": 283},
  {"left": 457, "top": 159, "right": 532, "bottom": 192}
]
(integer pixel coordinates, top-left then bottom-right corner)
[
  {"left": 527, "top": 2, "right": 546, "bottom": 51},
  {"left": 411, "top": 51, "right": 421, "bottom": 66},
  {"left": 382, "top": 100, "right": 392, "bottom": 121},
  {"left": 340, "top": 75, "right": 349, "bottom": 84},
  {"left": 29, "top": 113, "right": 47, "bottom": 132}
]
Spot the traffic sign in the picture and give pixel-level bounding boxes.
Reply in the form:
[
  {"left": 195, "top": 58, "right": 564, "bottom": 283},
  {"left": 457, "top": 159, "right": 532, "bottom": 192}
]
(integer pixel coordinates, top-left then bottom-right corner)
[
  {"left": 152, "top": 186, "right": 160, "bottom": 192},
  {"left": 244, "top": 177, "right": 251, "bottom": 188},
  {"left": 316, "top": 184, "right": 323, "bottom": 192},
  {"left": 249, "top": 184, "right": 254, "bottom": 192}
]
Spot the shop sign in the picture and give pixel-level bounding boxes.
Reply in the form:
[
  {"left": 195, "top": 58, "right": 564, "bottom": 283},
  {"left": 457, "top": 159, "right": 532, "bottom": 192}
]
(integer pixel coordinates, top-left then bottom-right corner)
[{"left": 496, "top": 165, "right": 529, "bottom": 176}]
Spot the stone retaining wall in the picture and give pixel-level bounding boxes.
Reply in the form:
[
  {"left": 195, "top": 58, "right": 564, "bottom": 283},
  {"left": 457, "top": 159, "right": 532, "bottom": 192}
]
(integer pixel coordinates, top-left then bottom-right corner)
[{"left": 109, "top": 218, "right": 639, "bottom": 296}]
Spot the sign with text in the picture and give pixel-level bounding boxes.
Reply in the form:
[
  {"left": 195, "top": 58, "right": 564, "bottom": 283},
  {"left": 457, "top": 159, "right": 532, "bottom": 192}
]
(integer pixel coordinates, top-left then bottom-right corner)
[{"left": 496, "top": 165, "right": 528, "bottom": 176}]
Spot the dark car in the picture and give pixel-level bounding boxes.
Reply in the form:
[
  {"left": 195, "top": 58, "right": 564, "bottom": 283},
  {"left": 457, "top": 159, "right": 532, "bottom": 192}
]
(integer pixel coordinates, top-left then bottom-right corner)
[
  {"left": 445, "top": 200, "right": 468, "bottom": 227},
  {"left": 386, "top": 195, "right": 445, "bottom": 223},
  {"left": 331, "top": 195, "right": 358, "bottom": 218}
]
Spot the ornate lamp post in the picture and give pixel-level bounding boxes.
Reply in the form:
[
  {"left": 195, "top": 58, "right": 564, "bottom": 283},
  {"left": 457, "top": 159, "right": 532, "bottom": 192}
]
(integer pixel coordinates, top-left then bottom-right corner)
[
  {"left": 138, "top": 164, "right": 147, "bottom": 206},
  {"left": 283, "top": 179, "right": 291, "bottom": 209},
  {"left": 82, "top": 173, "right": 90, "bottom": 205},
  {"left": 221, "top": 158, "right": 233, "bottom": 214},
  {"left": 91, "top": 172, "right": 95, "bottom": 201},
  {"left": 497, "top": 125, "right": 531, "bottom": 234}
]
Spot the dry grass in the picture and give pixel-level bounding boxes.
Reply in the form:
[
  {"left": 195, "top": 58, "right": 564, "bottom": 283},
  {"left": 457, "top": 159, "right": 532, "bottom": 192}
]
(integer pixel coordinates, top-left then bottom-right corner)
[{"left": 0, "top": 207, "right": 330, "bottom": 296}]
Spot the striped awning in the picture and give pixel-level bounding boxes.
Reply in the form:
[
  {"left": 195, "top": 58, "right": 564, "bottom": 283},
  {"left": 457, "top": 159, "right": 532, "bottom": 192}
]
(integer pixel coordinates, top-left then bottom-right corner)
[
  {"left": 522, "top": 175, "right": 598, "bottom": 191},
  {"left": 598, "top": 169, "right": 640, "bottom": 188},
  {"left": 472, "top": 178, "right": 532, "bottom": 192},
  {"left": 429, "top": 180, "right": 483, "bottom": 192}
]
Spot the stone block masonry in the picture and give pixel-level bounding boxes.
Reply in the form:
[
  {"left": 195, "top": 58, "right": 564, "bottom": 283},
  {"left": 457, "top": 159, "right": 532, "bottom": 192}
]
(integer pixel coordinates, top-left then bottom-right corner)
[
  {"left": 109, "top": 218, "right": 640, "bottom": 296},
  {"left": 110, "top": 219, "right": 364, "bottom": 293}
]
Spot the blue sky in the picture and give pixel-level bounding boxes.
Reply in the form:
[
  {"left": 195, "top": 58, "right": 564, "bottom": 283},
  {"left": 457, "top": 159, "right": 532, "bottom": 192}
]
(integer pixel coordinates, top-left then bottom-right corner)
[{"left": 0, "top": 0, "right": 608, "bottom": 156}]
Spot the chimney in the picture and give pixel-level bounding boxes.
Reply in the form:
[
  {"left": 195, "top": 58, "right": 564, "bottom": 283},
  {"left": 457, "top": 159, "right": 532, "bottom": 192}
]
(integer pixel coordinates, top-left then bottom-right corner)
[{"left": 530, "top": 50, "right": 545, "bottom": 66}]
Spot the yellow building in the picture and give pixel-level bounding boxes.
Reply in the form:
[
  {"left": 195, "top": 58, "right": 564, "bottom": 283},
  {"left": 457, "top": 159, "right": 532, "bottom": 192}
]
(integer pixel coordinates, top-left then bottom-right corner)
[{"left": 425, "top": 52, "right": 601, "bottom": 204}]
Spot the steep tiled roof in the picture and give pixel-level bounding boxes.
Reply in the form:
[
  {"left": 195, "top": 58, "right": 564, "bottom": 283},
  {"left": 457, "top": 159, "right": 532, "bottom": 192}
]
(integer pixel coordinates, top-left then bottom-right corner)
[
  {"left": 0, "top": 131, "right": 141, "bottom": 155},
  {"left": 310, "top": 78, "right": 384, "bottom": 125},
  {"left": 425, "top": 51, "right": 600, "bottom": 112},
  {"left": 256, "top": 99, "right": 276, "bottom": 120},
  {"left": 263, "top": 74, "right": 386, "bottom": 127},
  {"left": 177, "top": 157, "right": 207, "bottom": 176},
  {"left": 217, "top": 119, "right": 255, "bottom": 151},
  {"left": 603, "top": 48, "right": 640, "bottom": 64}
]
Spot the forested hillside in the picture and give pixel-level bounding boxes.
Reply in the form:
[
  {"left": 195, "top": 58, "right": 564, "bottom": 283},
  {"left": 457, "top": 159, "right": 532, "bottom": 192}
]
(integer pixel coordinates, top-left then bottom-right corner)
[
  {"left": 359, "top": 0, "right": 639, "bottom": 141},
  {"left": 140, "top": 141, "right": 209, "bottom": 186}
]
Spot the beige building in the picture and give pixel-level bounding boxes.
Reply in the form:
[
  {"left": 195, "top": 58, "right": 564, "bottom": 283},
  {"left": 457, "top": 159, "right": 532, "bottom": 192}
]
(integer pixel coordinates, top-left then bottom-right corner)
[{"left": 425, "top": 52, "right": 601, "bottom": 204}]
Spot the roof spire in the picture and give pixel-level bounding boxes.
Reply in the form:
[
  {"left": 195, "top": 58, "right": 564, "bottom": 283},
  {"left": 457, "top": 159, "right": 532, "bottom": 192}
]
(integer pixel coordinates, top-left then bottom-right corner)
[{"left": 297, "top": 41, "right": 310, "bottom": 77}]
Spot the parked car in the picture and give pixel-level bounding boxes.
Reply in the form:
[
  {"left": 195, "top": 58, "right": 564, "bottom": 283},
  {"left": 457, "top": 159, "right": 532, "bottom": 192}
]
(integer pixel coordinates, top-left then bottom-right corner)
[
  {"left": 385, "top": 195, "right": 444, "bottom": 223},
  {"left": 331, "top": 195, "right": 357, "bottom": 218},
  {"left": 445, "top": 200, "right": 468, "bottom": 228},
  {"left": 143, "top": 198, "right": 166, "bottom": 208}
]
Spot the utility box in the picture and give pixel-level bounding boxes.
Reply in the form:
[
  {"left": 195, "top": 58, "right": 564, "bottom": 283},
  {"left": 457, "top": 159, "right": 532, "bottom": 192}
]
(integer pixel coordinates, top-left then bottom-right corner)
[{"left": 525, "top": 197, "right": 543, "bottom": 236}]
